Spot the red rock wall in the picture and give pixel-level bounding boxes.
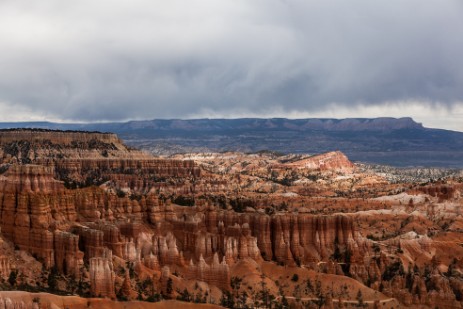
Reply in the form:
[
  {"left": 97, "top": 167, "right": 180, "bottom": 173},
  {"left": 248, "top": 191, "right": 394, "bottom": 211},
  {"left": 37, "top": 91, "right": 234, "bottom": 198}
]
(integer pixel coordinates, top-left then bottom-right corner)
[{"left": 54, "top": 231, "right": 84, "bottom": 277}]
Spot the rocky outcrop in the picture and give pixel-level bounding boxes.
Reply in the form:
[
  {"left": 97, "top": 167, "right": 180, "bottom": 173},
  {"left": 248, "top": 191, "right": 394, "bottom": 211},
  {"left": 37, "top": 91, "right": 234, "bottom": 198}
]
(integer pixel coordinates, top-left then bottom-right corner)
[
  {"left": 89, "top": 249, "right": 115, "bottom": 298},
  {"left": 205, "top": 210, "right": 359, "bottom": 264},
  {"left": 54, "top": 231, "right": 84, "bottom": 277},
  {"left": 152, "top": 232, "right": 183, "bottom": 266},
  {"left": 0, "top": 166, "right": 58, "bottom": 267},
  {"left": 185, "top": 253, "right": 230, "bottom": 290},
  {"left": 0, "top": 296, "right": 31, "bottom": 309},
  {"left": 0, "top": 164, "right": 63, "bottom": 193},
  {"left": 143, "top": 253, "right": 161, "bottom": 271},
  {"left": 150, "top": 204, "right": 363, "bottom": 269},
  {"left": 0, "top": 129, "right": 200, "bottom": 191},
  {"left": 0, "top": 129, "right": 123, "bottom": 147},
  {"left": 0, "top": 256, "right": 10, "bottom": 277},
  {"left": 283, "top": 151, "right": 355, "bottom": 173}
]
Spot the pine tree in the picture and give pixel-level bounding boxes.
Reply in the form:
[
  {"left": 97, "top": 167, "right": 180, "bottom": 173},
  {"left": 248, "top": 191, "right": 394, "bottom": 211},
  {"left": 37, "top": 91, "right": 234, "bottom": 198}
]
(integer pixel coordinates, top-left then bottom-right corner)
[
  {"left": 8, "top": 270, "right": 17, "bottom": 287},
  {"left": 356, "top": 289, "right": 364, "bottom": 307}
]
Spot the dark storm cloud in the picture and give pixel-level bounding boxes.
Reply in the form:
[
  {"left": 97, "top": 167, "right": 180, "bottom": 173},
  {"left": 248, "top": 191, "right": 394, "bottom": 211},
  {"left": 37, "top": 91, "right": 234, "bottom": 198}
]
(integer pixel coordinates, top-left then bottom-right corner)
[{"left": 0, "top": 0, "right": 462, "bottom": 121}]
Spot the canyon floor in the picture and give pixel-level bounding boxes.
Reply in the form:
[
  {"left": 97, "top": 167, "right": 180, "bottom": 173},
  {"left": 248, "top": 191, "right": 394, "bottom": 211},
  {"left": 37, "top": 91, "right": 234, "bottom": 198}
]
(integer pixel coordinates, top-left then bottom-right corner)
[{"left": 0, "top": 129, "right": 462, "bottom": 308}]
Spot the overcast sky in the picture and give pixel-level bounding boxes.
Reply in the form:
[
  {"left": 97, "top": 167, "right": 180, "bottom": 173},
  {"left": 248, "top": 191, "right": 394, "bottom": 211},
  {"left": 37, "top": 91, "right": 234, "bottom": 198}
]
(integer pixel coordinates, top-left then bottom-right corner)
[{"left": 0, "top": 0, "right": 462, "bottom": 131}]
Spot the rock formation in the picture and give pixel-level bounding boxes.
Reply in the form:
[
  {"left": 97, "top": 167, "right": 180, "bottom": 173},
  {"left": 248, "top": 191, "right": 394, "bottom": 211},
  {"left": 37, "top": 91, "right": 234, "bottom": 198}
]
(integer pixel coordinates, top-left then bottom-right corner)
[
  {"left": 185, "top": 253, "right": 230, "bottom": 290},
  {"left": 0, "top": 129, "right": 461, "bottom": 308},
  {"left": 89, "top": 249, "right": 116, "bottom": 298},
  {"left": 0, "top": 256, "right": 10, "bottom": 278},
  {"left": 280, "top": 150, "right": 355, "bottom": 173},
  {"left": 54, "top": 231, "right": 84, "bottom": 277}
]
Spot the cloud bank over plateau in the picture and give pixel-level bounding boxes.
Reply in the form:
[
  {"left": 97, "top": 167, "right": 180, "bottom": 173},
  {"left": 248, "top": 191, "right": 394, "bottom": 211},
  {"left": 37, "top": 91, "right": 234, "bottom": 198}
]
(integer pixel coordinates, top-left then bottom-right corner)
[{"left": 0, "top": 0, "right": 462, "bottom": 128}]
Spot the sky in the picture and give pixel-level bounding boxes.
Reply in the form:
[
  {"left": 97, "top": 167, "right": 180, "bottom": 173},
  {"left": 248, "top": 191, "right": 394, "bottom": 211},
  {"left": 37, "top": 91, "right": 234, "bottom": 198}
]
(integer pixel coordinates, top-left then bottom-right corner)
[{"left": 0, "top": 0, "right": 462, "bottom": 131}]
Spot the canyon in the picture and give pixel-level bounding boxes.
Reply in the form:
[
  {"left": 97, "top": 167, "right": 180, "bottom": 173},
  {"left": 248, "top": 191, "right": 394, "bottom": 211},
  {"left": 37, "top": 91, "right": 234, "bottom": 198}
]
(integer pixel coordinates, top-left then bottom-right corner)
[{"left": 0, "top": 129, "right": 462, "bottom": 308}]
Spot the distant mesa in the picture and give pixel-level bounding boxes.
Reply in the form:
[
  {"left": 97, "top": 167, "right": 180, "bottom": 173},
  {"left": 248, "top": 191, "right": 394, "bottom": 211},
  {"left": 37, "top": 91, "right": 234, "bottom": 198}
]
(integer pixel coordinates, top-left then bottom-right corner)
[
  {"left": 0, "top": 128, "right": 121, "bottom": 148},
  {"left": 0, "top": 128, "right": 200, "bottom": 186},
  {"left": 0, "top": 117, "right": 426, "bottom": 132}
]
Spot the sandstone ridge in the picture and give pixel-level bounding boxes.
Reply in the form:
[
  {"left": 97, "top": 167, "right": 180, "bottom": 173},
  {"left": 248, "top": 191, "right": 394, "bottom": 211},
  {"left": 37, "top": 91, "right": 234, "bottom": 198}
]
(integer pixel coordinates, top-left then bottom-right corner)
[{"left": 0, "top": 128, "right": 123, "bottom": 148}]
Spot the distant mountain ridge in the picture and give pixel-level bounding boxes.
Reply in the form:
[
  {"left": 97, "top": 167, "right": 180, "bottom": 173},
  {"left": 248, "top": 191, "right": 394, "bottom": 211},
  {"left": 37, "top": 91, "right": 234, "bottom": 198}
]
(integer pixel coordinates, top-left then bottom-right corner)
[
  {"left": 0, "top": 117, "right": 424, "bottom": 131},
  {"left": 101, "top": 117, "right": 425, "bottom": 131},
  {"left": 0, "top": 117, "right": 462, "bottom": 167}
]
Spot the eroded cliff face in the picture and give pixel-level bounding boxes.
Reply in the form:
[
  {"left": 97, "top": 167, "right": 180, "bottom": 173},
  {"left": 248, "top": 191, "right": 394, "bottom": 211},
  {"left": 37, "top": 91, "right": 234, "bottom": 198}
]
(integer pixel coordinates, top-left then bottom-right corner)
[
  {"left": 0, "top": 129, "right": 200, "bottom": 191},
  {"left": 0, "top": 129, "right": 461, "bottom": 308}
]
